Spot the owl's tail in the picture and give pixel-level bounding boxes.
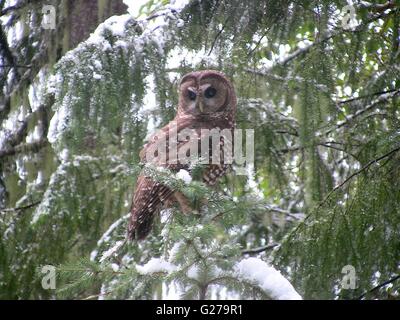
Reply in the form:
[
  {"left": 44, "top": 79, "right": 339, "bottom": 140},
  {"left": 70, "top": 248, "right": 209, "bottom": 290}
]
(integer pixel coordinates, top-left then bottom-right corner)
[
  {"left": 128, "top": 175, "right": 173, "bottom": 240},
  {"left": 128, "top": 208, "right": 155, "bottom": 240}
]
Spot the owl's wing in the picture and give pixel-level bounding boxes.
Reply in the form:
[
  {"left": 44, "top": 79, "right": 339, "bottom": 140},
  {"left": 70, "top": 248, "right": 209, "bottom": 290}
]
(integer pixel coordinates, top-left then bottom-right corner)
[
  {"left": 129, "top": 116, "right": 233, "bottom": 239},
  {"left": 129, "top": 121, "right": 188, "bottom": 240},
  {"left": 139, "top": 116, "right": 196, "bottom": 165},
  {"left": 128, "top": 174, "right": 174, "bottom": 240},
  {"left": 201, "top": 126, "right": 233, "bottom": 185},
  {"left": 202, "top": 163, "right": 230, "bottom": 186}
]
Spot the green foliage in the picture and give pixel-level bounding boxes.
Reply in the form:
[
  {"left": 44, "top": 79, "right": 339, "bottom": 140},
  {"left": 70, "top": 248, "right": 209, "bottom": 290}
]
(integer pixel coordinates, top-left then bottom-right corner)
[
  {"left": 1, "top": 0, "right": 400, "bottom": 299},
  {"left": 275, "top": 141, "right": 400, "bottom": 299},
  {"left": 56, "top": 184, "right": 278, "bottom": 299}
]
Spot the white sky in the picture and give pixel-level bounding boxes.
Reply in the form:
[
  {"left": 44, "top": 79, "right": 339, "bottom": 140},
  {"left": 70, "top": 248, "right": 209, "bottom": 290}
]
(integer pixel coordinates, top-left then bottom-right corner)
[{"left": 123, "top": 0, "right": 149, "bottom": 18}]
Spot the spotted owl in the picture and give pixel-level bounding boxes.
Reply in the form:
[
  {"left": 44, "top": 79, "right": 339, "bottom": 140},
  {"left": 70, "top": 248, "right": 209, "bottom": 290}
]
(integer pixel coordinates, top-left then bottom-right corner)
[{"left": 128, "top": 70, "right": 237, "bottom": 240}]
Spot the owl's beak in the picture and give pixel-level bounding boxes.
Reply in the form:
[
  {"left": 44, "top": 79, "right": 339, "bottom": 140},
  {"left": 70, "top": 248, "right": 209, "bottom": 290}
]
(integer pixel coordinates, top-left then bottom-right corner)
[{"left": 196, "top": 98, "right": 204, "bottom": 112}]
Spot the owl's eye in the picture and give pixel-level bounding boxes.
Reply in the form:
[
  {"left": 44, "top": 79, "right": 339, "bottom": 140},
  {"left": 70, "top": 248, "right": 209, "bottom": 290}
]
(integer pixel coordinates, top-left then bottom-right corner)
[
  {"left": 204, "top": 87, "right": 217, "bottom": 98},
  {"left": 188, "top": 90, "right": 196, "bottom": 101}
]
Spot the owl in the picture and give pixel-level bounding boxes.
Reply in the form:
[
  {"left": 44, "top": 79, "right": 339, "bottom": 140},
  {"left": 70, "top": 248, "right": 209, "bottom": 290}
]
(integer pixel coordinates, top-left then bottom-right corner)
[{"left": 128, "top": 70, "right": 237, "bottom": 240}]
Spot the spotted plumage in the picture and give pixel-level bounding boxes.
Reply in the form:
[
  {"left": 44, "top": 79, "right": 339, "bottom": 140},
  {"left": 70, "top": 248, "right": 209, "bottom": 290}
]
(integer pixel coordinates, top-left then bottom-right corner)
[{"left": 128, "top": 70, "right": 237, "bottom": 240}]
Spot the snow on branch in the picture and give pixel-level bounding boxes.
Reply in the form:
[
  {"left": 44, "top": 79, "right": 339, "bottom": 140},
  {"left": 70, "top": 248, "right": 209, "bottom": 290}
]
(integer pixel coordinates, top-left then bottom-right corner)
[
  {"left": 322, "top": 88, "right": 400, "bottom": 136},
  {"left": 247, "top": 5, "right": 397, "bottom": 78},
  {"left": 0, "top": 140, "right": 47, "bottom": 158},
  {"left": 136, "top": 257, "right": 177, "bottom": 275},
  {"left": 125, "top": 254, "right": 302, "bottom": 299},
  {"left": 234, "top": 257, "right": 302, "bottom": 300},
  {"left": 359, "top": 1, "right": 397, "bottom": 12}
]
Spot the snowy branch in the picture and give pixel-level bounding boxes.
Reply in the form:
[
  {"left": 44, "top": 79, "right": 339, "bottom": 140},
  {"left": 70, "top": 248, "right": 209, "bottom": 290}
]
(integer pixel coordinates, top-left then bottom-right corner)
[
  {"left": 322, "top": 88, "right": 400, "bottom": 135},
  {"left": 242, "top": 244, "right": 278, "bottom": 255},
  {"left": 359, "top": 1, "right": 397, "bottom": 12},
  {"left": 0, "top": 24, "right": 20, "bottom": 81},
  {"left": 358, "top": 274, "right": 400, "bottom": 300},
  {"left": 0, "top": 0, "right": 29, "bottom": 16},
  {"left": 336, "top": 88, "right": 400, "bottom": 106},
  {"left": 0, "top": 140, "right": 47, "bottom": 158},
  {"left": 250, "top": 5, "right": 398, "bottom": 76},
  {"left": 234, "top": 258, "right": 302, "bottom": 300},
  {"left": 324, "top": 146, "right": 400, "bottom": 199},
  {"left": 242, "top": 67, "right": 329, "bottom": 92},
  {"left": 0, "top": 201, "right": 41, "bottom": 213},
  {"left": 0, "top": 94, "right": 53, "bottom": 158}
]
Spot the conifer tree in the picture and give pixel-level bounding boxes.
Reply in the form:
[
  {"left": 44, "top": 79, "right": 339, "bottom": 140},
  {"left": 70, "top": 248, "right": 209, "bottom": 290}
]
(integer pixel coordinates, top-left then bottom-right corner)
[{"left": 0, "top": 0, "right": 399, "bottom": 299}]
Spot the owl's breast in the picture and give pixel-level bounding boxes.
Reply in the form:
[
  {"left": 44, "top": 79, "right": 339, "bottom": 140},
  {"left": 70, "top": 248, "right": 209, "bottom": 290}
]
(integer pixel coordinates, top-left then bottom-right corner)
[{"left": 140, "top": 114, "right": 234, "bottom": 172}]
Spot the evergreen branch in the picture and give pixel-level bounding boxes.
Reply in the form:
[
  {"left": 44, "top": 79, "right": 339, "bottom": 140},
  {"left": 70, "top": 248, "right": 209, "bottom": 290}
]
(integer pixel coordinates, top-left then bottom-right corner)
[
  {"left": 357, "top": 274, "right": 400, "bottom": 300},
  {"left": 318, "top": 143, "right": 359, "bottom": 160},
  {"left": 0, "top": 0, "right": 30, "bottom": 16},
  {"left": 0, "top": 140, "right": 48, "bottom": 158},
  {"left": 275, "top": 129, "right": 299, "bottom": 137},
  {"left": 83, "top": 291, "right": 114, "bottom": 300},
  {"left": 264, "top": 205, "right": 304, "bottom": 219},
  {"left": 242, "top": 67, "right": 329, "bottom": 92},
  {"left": 59, "top": 267, "right": 125, "bottom": 275},
  {"left": 318, "top": 145, "right": 400, "bottom": 209},
  {"left": 253, "top": 6, "right": 397, "bottom": 74},
  {"left": 279, "top": 142, "right": 358, "bottom": 160},
  {"left": 1, "top": 44, "right": 50, "bottom": 117},
  {"left": 93, "top": 213, "right": 130, "bottom": 260},
  {"left": 207, "top": 275, "right": 272, "bottom": 299},
  {"left": 0, "top": 201, "right": 41, "bottom": 213},
  {"left": 210, "top": 207, "right": 237, "bottom": 221},
  {"left": 0, "top": 24, "right": 20, "bottom": 80},
  {"left": 278, "top": 146, "right": 302, "bottom": 154},
  {"left": 336, "top": 88, "right": 399, "bottom": 106},
  {"left": 242, "top": 244, "right": 278, "bottom": 255},
  {"left": 323, "top": 89, "right": 400, "bottom": 135},
  {"left": 139, "top": 0, "right": 185, "bottom": 25},
  {"left": 282, "top": 146, "right": 400, "bottom": 243},
  {"left": 99, "top": 239, "right": 128, "bottom": 263},
  {"left": 1, "top": 103, "right": 48, "bottom": 148},
  {"left": 0, "top": 64, "right": 32, "bottom": 68},
  {"left": 208, "top": 16, "right": 230, "bottom": 56},
  {"left": 242, "top": 2, "right": 398, "bottom": 91},
  {"left": 177, "top": 247, "right": 221, "bottom": 277},
  {"left": 358, "top": 0, "right": 397, "bottom": 12}
]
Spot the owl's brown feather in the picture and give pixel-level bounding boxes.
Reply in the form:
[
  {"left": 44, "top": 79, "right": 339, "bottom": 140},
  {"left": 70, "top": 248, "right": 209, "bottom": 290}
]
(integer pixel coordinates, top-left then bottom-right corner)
[
  {"left": 128, "top": 175, "right": 174, "bottom": 240},
  {"left": 128, "top": 70, "right": 236, "bottom": 240}
]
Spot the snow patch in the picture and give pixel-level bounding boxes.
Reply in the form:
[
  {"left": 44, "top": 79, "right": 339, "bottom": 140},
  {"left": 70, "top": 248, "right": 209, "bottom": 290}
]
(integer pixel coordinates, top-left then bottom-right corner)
[
  {"left": 187, "top": 265, "right": 199, "bottom": 279},
  {"left": 168, "top": 241, "right": 184, "bottom": 262},
  {"left": 47, "top": 98, "right": 71, "bottom": 146},
  {"left": 100, "top": 240, "right": 124, "bottom": 262},
  {"left": 111, "top": 263, "right": 120, "bottom": 272},
  {"left": 162, "top": 281, "right": 182, "bottom": 299},
  {"left": 234, "top": 257, "right": 302, "bottom": 300},
  {"left": 176, "top": 169, "right": 192, "bottom": 184},
  {"left": 136, "top": 258, "right": 177, "bottom": 275},
  {"left": 87, "top": 14, "right": 132, "bottom": 45}
]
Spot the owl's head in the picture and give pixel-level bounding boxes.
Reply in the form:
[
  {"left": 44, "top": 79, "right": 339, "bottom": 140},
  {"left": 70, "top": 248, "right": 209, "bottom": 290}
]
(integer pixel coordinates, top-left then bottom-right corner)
[{"left": 177, "top": 70, "right": 236, "bottom": 118}]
